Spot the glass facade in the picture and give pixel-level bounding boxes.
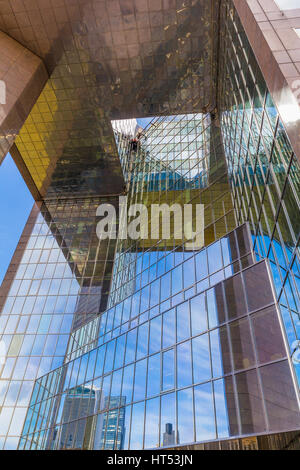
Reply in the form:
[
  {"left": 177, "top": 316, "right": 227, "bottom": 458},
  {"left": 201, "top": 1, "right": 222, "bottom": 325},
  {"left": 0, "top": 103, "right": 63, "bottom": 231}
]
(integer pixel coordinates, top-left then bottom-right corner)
[
  {"left": 16, "top": 229, "right": 300, "bottom": 449},
  {"left": 109, "top": 112, "right": 236, "bottom": 307},
  {"left": 0, "top": 197, "right": 118, "bottom": 449},
  {"left": 219, "top": 0, "right": 300, "bottom": 384},
  {"left": 0, "top": 0, "right": 299, "bottom": 451}
]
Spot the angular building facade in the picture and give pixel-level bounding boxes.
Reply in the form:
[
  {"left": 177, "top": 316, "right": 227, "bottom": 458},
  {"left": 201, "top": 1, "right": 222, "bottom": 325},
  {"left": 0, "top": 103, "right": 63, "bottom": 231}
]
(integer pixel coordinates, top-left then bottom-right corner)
[{"left": 0, "top": 0, "right": 299, "bottom": 450}]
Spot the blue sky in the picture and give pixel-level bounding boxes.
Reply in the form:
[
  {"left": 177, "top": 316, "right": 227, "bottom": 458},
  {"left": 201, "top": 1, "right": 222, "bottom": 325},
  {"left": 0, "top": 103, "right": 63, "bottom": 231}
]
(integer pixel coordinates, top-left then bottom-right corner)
[{"left": 0, "top": 154, "right": 33, "bottom": 284}]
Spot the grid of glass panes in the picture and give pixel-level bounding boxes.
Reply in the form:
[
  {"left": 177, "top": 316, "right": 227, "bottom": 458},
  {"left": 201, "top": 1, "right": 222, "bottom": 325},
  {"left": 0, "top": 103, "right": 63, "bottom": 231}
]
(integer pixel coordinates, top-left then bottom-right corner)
[
  {"left": 4, "top": 0, "right": 300, "bottom": 450},
  {"left": 109, "top": 113, "right": 236, "bottom": 307},
  {"left": 0, "top": 197, "right": 116, "bottom": 450},
  {"left": 66, "top": 224, "right": 254, "bottom": 362},
  {"left": 0, "top": 206, "right": 76, "bottom": 450},
  {"left": 218, "top": 0, "right": 300, "bottom": 384},
  {"left": 139, "top": 114, "right": 209, "bottom": 182},
  {"left": 20, "top": 224, "right": 252, "bottom": 449},
  {"left": 127, "top": 113, "right": 216, "bottom": 195},
  {"left": 19, "top": 258, "right": 298, "bottom": 450},
  {"left": 0, "top": 109, "right": 235, "bottom": 451}
]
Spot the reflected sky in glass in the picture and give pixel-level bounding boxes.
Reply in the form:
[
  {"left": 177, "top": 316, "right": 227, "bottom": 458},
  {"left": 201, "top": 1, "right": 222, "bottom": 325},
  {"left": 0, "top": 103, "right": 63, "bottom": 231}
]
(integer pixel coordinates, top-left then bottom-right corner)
[{"left": 0, "top": 154, "right": 33, "bottom": 284}]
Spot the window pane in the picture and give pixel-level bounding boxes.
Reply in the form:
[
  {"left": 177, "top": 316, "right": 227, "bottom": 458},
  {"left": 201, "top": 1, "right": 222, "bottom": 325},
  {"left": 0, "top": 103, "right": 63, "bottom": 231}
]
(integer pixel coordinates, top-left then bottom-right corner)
[
  {"left": 195, "top": 250, "right": 208, "bottom": 281},
  {"left": 177, "top": 341, "right": 192, "bottom": 388},
  {"left": 192, "top": 334, "right": 211, "bottom": 384},
  {"left": 121, "top": 364, "right": 134, "bottom": 404},
  {"left": 207, "top": 241, "right": 222, "bottom": 273},
  {"left": 190, "top": 294, "right": 207, "bottom": 336},
  {"left": 251, "top": 306, "right": 286, "bottom": 364},
  {"left": 125, "top": 329, "right": 137, "bottom": 364},
  {"left": 110, "top": 369, "right": 122, "bottom": 408},
  {"left": 235, "top": 369, "right": 266, "bottom": 434},
  {"left": 172, "top": 265, "right": 183, "bottom": 295},
  {"left": 210, "top": 328, "right": 227, "bottom": 377},
  {"left": 206, "top": 289, "right": 218, "bottom": 329},
  {"left": 213, "top": 379, "right": 230, "bottom": 439},
  {"left": 130, "top": 402, "right": 145, "bottom": 449},
  {"left": 133, "top": 359, "right": 147, "bottom": 401},
  {"left": 94, "top": 346, "right": 105, "bottom": 378},
  {"left": 230, "top": 318, "right": 255, "bottom": 370},
  {"left": 149, "top": 316, "right": 161, "bottom": 354},
  {"left": 243, "top": 262, "right": 274, "bottom": 311},
  {"left": 176, "top": 301, "right": 190, "bottom": 342},
  {"left": 144, "top": 398, "right": 159, "bottom": 449},
  {"left": 100, "top": 374, "right": 111, "bottom": 411},
  {"left": 260, "top": 361, "right": 300, "bottom": 431},
  {"left": 104, "top": 340, "right": 115, "bottom": 374},
  {"left": 160, "top": 392, "right": 176, "bottom": 446},
  {"left": 147, "top": 354, "right": 160, "bottom": 398},
  {"left": 183, "top": 257, "right": 195, "bottom": 289},
  {"left": 115, "top": 405, "right": 126, "bottom": 450},
  {"left": 136, "top": 323, "right": 148, "bottom": 360},
  {"left": 114, "top": 334, "right": 126, "bottom": 370},
  {"left": 225, "top": 274, "right": 247, "bottom": 320},
  {"left": 162, "top": 309, "right": 175, "bottom": 348},
  {"left": 162, "top": 349, "right": 175, "bottom": 391},
  {"left": 120, "top": 405, "right": 131, "bottom": 450},
  {"left": 194, "top": 382, "right": 216, "bottom": 441},
  {"left": 94, "top": 413, "right": 106, "bottom": 450}
]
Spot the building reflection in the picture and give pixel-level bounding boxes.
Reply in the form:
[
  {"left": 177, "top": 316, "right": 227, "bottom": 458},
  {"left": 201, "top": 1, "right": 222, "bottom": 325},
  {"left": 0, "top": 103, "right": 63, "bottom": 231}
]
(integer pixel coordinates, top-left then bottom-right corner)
[
  {"left": 93, "top": 396, "right": 126, "bottom": 450},
  {"left": 57, "top": 385, "right": 97, "bottom": 450},
  {"left": 162, "top": 423, "right": 177, "bottom": 447}
]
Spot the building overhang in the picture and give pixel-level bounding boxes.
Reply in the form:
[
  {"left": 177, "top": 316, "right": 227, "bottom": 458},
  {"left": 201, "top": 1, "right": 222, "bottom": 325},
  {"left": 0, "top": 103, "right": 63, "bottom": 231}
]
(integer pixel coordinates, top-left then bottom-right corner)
[{"left": 0, "top": 0, "right": 219, "bottom": 199}]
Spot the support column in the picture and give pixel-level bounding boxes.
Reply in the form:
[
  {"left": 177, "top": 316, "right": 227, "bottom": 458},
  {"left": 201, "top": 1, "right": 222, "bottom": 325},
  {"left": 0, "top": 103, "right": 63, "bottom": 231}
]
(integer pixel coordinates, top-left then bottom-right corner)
[{"left": 0, "top": 31, "right": 48, "bottom": 164}]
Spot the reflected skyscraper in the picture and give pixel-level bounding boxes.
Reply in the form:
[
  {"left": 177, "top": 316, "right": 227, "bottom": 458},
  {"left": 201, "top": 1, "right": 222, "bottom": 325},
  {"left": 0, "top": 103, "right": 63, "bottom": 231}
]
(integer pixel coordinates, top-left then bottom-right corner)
[
  {"left": 163, "top": 423, "right": 177, "bottom": 447},
  {"left": 0, "top": 0, "right": 299, "bottom": 451},
  {"left": 58, "top": 386, "right": 96, "bottom": 450}
]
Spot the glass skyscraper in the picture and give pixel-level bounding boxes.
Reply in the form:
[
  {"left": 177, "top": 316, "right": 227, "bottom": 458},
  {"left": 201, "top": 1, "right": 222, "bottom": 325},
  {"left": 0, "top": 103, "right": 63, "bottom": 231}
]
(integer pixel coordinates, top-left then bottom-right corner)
[{"left": 0, "top": 0, "right": 299, "bottom": 450}]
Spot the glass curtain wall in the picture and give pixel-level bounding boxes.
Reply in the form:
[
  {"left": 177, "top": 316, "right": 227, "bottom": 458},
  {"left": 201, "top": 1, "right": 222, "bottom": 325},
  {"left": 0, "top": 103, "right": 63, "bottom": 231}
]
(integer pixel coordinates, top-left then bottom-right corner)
[
  {"left": 0, "top": 197, "right": 117, "bottom": 449},
  {"left": 218, "top": 0, "right": 300, "bottom": 384},
  {"left": 0, "top": 0, "right": 299, "bottom": 451},
  {"left": 18, "top": 108, "right": 299, "bottom": 449}
]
